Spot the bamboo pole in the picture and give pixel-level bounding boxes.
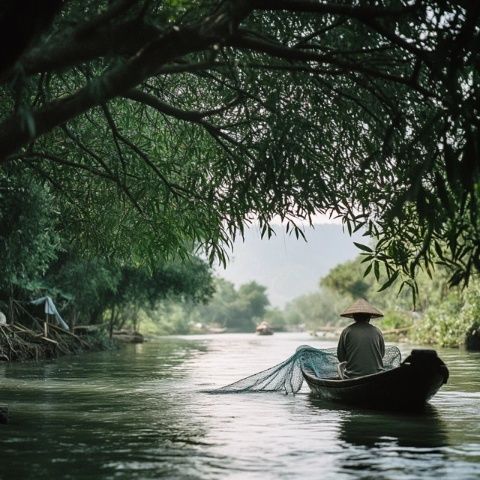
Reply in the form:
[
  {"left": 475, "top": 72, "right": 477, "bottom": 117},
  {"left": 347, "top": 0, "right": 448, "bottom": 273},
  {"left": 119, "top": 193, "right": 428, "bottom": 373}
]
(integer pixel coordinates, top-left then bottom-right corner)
[{"left": 44, "top": 312, "right": 49, "bottom": 337}]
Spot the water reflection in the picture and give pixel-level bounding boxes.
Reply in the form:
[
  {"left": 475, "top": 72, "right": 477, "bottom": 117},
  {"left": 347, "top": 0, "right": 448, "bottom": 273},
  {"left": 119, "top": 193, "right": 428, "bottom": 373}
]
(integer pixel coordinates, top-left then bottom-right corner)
[
  {"left": 306, "top": 395, "right": 453, "bottom": 478},
  {"left": 344, "top": 408, "right": 446, "bottom": 449}
]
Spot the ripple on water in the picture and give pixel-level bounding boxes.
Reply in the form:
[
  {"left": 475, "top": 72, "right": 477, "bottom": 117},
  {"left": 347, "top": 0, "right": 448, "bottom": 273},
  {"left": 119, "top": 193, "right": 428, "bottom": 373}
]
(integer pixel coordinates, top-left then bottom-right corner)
[{"left": 0, "top": 333, "right": 479, "bottom": 480}]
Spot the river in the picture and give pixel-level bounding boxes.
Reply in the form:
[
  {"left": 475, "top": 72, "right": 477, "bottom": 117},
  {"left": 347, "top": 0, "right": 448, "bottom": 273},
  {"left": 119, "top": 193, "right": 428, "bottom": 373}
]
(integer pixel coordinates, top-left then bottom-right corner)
[{"left": 0, "top": 333, "right": 479, "bottom": 479}]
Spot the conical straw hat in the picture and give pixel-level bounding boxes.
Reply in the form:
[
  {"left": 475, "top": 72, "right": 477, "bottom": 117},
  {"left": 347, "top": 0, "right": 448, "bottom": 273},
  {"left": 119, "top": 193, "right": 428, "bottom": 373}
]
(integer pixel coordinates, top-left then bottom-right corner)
[{"left": 340, "top": 298, "right": 383, "bottom": 318}]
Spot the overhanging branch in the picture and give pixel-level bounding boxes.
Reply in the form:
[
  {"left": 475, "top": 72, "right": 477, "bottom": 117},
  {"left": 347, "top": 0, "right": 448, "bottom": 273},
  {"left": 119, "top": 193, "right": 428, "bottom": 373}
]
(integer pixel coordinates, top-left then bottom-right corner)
[
  {"left": 0, "top": 0, "right": 253, "bottom": 161},
  {"left": 227, "top": 31, "right": 435, "bottom": 98}
]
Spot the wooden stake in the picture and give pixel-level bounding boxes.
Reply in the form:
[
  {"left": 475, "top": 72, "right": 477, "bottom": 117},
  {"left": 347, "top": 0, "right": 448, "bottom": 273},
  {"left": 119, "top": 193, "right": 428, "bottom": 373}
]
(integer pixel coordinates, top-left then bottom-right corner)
[
  {"left": 8, "top": 284, "right": 14, "bottom": 326},
  {"left": 44, "top": 313, "right": 49, "bottom": 337}
]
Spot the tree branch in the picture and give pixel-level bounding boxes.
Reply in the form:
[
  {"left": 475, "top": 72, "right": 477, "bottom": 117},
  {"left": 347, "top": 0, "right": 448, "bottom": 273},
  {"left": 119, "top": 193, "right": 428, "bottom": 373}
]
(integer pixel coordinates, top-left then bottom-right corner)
[
  {"left": 0, "top": 0, "right": 253, "bottom": 161},
  {"left": 17, "top": 20, "right": 162, "bottom": 79},
  {"left": 122, "top": 89, "right": 253, "bottom": 160},
  {"left": 227, "top": 31, "right": 434, "bottom": 98},
  {"left": 0, "top": 0, "right": 63, "bottom": 76},
  {"left": 20, "top": 151, "right": 147, "bottom": 217}
]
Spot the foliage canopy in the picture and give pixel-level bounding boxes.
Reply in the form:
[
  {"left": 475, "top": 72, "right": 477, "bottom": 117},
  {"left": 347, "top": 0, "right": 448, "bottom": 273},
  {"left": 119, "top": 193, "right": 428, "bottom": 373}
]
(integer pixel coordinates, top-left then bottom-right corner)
[
  {"left": 321, "top": 254, "right": 480, "bottom": 347},
  {"left": 0, "top": 0, "right": 479, "bottom": 288},
  {"left": 192, "top": 278, "right": 269, "bottom": 331},
  {"left": 0, "top": 171, "right": 59, "bottom": 295}
]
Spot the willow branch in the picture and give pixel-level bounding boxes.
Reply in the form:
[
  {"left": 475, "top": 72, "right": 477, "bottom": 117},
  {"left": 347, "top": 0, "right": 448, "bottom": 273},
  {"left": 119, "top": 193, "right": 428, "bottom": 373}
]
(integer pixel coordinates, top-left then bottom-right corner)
[
  {"left": 228, "top": 32, "right": 434, "bottom": 98},
  {"left": 0, "top": 1, "right": 253, "bottom": 161}
]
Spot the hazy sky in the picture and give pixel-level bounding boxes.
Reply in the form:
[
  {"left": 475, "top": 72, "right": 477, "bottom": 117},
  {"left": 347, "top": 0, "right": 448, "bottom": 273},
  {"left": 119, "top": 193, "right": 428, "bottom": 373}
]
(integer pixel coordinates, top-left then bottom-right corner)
[{"left": 216, "top": 223, "right": 364, "bottom": 308}]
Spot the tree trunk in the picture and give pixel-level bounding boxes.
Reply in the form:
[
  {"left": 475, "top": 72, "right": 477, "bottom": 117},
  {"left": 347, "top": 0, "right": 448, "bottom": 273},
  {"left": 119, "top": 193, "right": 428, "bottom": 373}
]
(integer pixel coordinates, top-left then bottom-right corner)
[
  {"left": 132, "top": 309, "right": 139, "bottom": 333},
  {"left": 109, "top": 306, "right": 116, "bottom": 339}
]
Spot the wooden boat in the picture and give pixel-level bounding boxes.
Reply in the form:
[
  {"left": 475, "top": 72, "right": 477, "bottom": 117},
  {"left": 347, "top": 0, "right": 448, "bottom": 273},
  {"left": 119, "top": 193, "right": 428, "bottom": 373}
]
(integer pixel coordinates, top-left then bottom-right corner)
[
  {"left": 256, "top": 321, "right": 273, "bottom": 335},
  {"left": 302, "top": 349, "right": 449, "bottom": 410}
]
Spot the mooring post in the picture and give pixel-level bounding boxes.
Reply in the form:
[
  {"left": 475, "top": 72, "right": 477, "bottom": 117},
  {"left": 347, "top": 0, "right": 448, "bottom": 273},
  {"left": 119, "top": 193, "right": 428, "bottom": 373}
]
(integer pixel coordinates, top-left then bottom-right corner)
[{"left": 0, "top": 405, "right": 8, "bottom": 424}]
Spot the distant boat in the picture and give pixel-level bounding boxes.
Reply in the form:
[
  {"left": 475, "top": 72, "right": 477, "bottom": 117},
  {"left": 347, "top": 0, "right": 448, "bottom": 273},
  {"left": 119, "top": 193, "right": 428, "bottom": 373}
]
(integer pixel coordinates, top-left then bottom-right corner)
[
  {"left": 207, "top": 326, "right": 227, "bottom": 334},
  {"left": 302, "top": 349, "right": 449, "bottom": 411},
  {"left": 256, "top": 321, "right": 273, "bottom": 335}
]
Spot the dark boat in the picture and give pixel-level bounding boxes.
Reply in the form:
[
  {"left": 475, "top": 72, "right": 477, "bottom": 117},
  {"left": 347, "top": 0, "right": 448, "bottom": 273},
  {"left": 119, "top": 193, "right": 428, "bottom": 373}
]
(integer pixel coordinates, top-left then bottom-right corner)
[{"left": 302, "top": 349, "right": 449, "bottom": 410}]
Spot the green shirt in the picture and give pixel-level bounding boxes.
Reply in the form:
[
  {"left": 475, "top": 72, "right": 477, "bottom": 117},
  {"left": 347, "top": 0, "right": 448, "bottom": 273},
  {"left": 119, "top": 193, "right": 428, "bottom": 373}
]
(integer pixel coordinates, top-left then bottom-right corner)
[{"left": 337, "top": 321, "right": 385, "bottom": 378}]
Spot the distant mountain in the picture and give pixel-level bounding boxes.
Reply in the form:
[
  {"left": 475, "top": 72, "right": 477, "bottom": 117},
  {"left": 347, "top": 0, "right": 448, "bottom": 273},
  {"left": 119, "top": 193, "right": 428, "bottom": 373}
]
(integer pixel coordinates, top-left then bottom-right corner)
[{"left": 216, "top": 224, "right": 364, "bottom": 307}]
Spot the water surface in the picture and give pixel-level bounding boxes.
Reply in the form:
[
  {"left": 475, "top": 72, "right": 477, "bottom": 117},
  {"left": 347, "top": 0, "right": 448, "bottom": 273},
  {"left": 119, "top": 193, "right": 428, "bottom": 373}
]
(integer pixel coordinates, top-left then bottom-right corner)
[{"left": 0, "top": 333, "right": 479, "bottom": 479}]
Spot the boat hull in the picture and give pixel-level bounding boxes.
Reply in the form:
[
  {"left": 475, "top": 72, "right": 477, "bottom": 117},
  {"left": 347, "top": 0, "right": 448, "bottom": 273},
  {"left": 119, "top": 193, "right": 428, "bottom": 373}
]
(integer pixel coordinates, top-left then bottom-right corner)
[{"left": 302, "top": 349, "right": 449, "bottom": 410}]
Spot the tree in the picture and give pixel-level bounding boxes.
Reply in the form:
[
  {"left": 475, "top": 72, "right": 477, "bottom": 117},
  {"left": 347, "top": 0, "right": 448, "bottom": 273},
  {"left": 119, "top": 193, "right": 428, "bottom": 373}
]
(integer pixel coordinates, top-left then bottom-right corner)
[
  {"left": 46, "top": 255, "right": 120, "bottom": 325},
  {"left": 283, "top": 290, "right": 347, "bottom": 330},
  {"left": 104, "top": 258, "right": 214, "bottom": 333},
  {"left": 237, "top": 281, "right": 270, "bottom": 320},
  {"left": 0, "top": 170, "right": 59, "bottom": 319},
  {"left": 321, "top": 260, "right": 370, "bottom": 299},
  {"left": 321, "top": 254, "right": 453, "bottom": 312},
  {"left": 319, "top": 254, "right": 480, "bottom": 345},
  {"left": 192, "top": 278, "right": 269, "bottom": 331},
  {"left": 0, "top": 1, "right": 479, "bottom": 288},
  {"left": 48, "top": 253, "right": 213, "bottom": 332}
]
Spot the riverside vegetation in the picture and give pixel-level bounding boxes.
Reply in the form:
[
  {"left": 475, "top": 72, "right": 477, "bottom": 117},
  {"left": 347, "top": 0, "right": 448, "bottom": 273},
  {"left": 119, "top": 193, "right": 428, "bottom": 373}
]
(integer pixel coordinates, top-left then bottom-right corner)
[
  {"left": 0, "top": 1, "right": 479, "bottom": 356},
  {"left": 1, "top": 171, "right": 478, "bottom": 356},
  {"left": 280, "top": 256, "right": 480, "bottom": 349},
  {"left": 0, "top": 172, "right": 215, "bottom": 360},
  {"left": 143, "top": 255, "right": 480, "bottom": 350}
]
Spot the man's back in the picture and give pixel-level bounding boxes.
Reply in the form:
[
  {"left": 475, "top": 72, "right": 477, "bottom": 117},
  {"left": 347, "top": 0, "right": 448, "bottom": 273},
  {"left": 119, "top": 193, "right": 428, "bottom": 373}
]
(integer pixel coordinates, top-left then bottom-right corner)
[{"left": 337, "top": 321, "right": 385, "bottom": 378}]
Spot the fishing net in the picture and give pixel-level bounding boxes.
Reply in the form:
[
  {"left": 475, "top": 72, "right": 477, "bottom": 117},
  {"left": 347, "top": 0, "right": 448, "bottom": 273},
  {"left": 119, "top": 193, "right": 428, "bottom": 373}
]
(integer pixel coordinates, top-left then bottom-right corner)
[{"left": 211, "top": 345, "right": 401, "bottom": 395}]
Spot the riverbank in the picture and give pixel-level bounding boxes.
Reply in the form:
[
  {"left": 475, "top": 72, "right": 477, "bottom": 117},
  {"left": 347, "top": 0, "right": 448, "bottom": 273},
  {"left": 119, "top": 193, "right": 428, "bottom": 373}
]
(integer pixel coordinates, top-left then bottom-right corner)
[{"left": 0, "top": 324, "right": 114, "bottom": 362}]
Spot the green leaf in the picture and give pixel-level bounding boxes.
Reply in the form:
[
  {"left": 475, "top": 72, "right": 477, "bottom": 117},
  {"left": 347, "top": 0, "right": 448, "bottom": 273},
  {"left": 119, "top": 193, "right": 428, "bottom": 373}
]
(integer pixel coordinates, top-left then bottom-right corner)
[
  {"left": 449, "top": 270, "right": 464, "bottom": 287},
  {"left": 433, "top": 240, "right": 444, "bottom": 259},
  {"left": 377, "top": 270, "right": 399, "bottom": 292},
  {"left": 345, "top": 219, "right": 352, "bottom": 236},
  {"left": 373, "top": 261, "right": 380, "bottom": 281},
  {"left": 353, "top": 242, "right": 373, "bottom": 253},
  {"left": 444, "top": 143, "right": 458, "bottom": 189},
  {"left": 363, "top": 263, "right": 372, "bottom": 277}
]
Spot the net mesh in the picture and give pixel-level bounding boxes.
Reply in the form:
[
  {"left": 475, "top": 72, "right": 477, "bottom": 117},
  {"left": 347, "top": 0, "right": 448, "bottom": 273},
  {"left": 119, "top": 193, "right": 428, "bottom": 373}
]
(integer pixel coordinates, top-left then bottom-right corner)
[{"left": 211, "top": 345, "right": 401, "bottom": 395}]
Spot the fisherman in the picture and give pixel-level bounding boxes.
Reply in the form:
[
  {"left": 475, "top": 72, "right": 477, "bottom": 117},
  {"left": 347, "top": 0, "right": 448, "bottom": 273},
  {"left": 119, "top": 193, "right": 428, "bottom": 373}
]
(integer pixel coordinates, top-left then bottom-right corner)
[{"left": 336, "top": 298, "right": 385, "bottom": 379}]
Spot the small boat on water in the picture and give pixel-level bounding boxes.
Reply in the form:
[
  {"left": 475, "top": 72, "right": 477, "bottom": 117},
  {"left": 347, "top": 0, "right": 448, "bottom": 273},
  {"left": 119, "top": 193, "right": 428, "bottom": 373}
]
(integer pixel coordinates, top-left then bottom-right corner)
[
  {"left": 256, "top": 321, "right": 273, "bottom": 335},
  {"left": 302, "top": 349, "right": 449, "bottom": 410}
]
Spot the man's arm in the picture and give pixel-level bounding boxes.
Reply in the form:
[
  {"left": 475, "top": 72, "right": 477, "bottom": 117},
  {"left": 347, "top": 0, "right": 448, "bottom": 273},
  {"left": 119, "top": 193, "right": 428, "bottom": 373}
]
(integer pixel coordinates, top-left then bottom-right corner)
[
  {"left": 379, "top": 331, "right": 385, "bottom": 358},
  {"left": 337, "top": 330, "right": 347, "bottom": 362}
]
